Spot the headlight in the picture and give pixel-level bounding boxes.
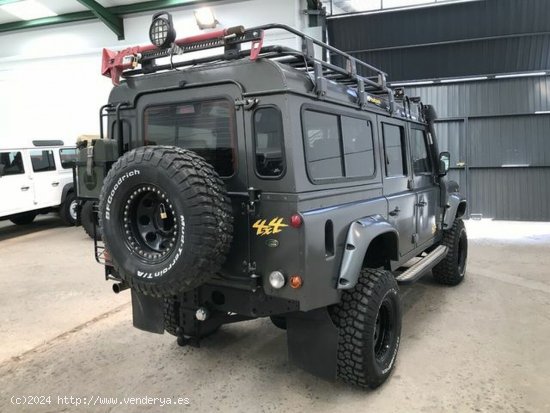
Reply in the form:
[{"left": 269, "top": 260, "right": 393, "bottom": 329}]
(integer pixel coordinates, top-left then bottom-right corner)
[{"left": 149, "top": 11, "right": 176, "bottom": 48}]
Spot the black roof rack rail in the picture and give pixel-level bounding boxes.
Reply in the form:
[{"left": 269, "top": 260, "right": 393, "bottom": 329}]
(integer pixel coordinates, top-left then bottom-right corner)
[
  {"left": 110, "top": 24, "right": 428, "bottom": 120},
  {"left": 32, "top": 140, "right": 64, "bottom": 147}
]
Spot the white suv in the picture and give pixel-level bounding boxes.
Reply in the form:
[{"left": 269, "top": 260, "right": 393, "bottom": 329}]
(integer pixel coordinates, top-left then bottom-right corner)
[{"left": 0, "top": 140, "right": 78, "bottom": 226}]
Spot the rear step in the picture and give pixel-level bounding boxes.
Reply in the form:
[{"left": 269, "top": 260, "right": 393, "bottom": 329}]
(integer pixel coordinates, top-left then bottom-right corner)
[{"left": 395, "top": 245, "right": 448, "bottom": 284}]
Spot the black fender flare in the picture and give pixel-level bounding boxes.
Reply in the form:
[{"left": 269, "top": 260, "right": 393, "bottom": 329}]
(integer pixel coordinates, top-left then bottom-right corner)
[
  {"left": 443, "top": 193, "right": 467, "bottom": 229},
  {"left": 337, "top": 215, "right": 398, "bottom": 290},
  {"left": 61, "top": 183, "right": 74, "bottom": 203}
]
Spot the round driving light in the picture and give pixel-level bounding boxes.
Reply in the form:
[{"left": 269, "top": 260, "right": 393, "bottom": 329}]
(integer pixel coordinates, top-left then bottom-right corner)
[
  {"left": 269, "top": 271, "right": 286, "bottom": 289},
  {"left": 149, "top": 12, "right": 176, "bottom": 48},
  {"left": 290, "top": 214, "right": 302, "bottom": 228},
  {"left": 289, "top": 275, "right": 303, "bottom": 289}
]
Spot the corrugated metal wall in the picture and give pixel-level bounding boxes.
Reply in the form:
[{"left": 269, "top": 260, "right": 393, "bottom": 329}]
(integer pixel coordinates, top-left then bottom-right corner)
[
  {"left": 405, "top": 78, "right": 550, "bottom": 221},
  {"left": 328, "top": 0, "right": 550, "bottom": 80},
  {"left": 327, "top": 0, "right": 550, "bottom": 221}
]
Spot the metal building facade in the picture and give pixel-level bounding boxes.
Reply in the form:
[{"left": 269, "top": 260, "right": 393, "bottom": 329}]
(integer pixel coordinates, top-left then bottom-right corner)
[{"left": 327, "top": 0, "right": 550, "bottom": 221}]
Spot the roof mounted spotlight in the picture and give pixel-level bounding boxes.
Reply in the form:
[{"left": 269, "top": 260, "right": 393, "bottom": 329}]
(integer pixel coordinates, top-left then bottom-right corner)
[
  {"left": 194, "top": 7, "right": 218, "bottom": 30},
  {"left": 149, "top": 11, "right": 176, "bottom": 49}
]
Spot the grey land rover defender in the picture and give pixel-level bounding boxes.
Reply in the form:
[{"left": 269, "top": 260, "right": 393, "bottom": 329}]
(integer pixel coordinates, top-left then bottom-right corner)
[{"left": 76, "top": 13, "right": 468, "bottom": 389}]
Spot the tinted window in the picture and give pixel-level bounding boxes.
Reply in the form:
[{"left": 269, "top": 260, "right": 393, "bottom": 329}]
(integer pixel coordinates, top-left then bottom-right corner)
[
  {"left": 144, "top": 99, "right": 236, "bottom": 177},
  {"left": 59, "top": 148, "right": 77, "bottom": 169},
  {"left": 30, "top": 150, "right": 56, "bottom": 172},
  {"left": 254, "top": 107, "right": 285, "bottom": 177},
  {"left": 411, "top": 129, "right": 432, "bottom": 174},
  {"left": 342, "top": 117, "right": 375, "bottom": 177},
  {"left": 0, "top": 151, "right": 25, "bottom": 176},
  {"left": 382, "top": 123, "right": 407, "bottom": 176},
  {"left": 303, "top": 111, "right": 343, "bottom": 180}
]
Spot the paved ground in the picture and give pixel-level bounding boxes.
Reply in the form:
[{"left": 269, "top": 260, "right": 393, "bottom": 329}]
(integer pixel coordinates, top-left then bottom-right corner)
[{"left": 0, "top": 216, "right": 549, "bottom": 412}]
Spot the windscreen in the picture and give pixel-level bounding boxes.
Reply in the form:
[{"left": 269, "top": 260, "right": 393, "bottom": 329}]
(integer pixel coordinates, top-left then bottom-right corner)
[{"left": 143, "top": 99, "right": 236, "bottom": 177}]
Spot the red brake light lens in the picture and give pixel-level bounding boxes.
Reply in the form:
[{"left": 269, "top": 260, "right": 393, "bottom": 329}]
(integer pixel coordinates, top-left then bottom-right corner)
[{"left": 290, "top": 214, "right": 302, "bottom": 228}]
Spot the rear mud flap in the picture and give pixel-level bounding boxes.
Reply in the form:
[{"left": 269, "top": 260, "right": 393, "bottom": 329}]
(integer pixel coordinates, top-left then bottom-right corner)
[
  {"left": 286, "top": 307, "right": 338, "bottom": 381},
  {"left": 131, "top": 290, "right": 164, "bottom": 334}
]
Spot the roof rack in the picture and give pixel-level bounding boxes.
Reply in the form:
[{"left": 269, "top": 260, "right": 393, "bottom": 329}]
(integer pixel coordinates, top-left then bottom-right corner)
[{"left": 102, "top": 24, "right": 427, "bottom": 120}]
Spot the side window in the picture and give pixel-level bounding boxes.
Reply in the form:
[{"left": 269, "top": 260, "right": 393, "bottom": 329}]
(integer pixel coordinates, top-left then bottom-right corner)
[
  {"left": 303, "top": 111, "right": 343, "bottom": 180},
  {"left": 30, "top": 150, "right": 56, "bottom": 173},
  {"left": 253, "top": 107, "right": 285, "bottom": 178},
  {"left": 382, "top": 123, "right": 407, "bottom": 177},
  {"left": 341, "top": 117, "right": 375, "bottom": 178},
  {"left": 0, "top": 151, "right": 25, "bottom": 176},
  {"left": 59, "top": 148, "right": 77, "bottom": 169},
  {"left": 411, "top": 129, "right": 432, "bottom": 174}
]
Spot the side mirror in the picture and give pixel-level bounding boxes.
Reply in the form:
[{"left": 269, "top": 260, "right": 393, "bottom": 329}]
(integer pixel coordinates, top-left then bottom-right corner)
[{"left": 439, "top": 152, "right": 450, "bottom": 176}]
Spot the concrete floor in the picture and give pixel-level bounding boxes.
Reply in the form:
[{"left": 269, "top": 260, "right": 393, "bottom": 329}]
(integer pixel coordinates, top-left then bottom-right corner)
[{"left": 0, "top": 216, "right": 549, "bottom": 412}]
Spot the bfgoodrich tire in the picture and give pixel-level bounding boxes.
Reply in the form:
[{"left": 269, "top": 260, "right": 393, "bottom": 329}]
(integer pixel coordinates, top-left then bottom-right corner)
[
  {"left": 81, "top": 201, "right": 102, "bottom": 241},
  {"left": 331, "top": 268, "right": 402, "bottom": 389},
  {"left": 98, "top": 146, "right": 233, "bottom": 297},
  {"left": 432, "top": 218, "right": 468, "bottom": 286}
]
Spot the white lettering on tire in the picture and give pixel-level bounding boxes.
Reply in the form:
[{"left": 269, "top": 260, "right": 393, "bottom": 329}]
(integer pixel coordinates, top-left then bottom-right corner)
[
  {"left": 105, "top": 169, "right": 140, "bottom": 220},
  {"left": 136, "top": 215, "right": 186, "bottom": 279}
]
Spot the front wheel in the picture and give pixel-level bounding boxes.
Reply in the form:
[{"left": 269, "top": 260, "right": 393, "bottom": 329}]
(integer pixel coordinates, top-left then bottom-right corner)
[
  {"left": 59, "top": 192, "right": 78, "bottom": 226},
  {"left": 331, "top": 268, "right": 402, "bottom": 389},
  {"left": 432, "top": 218, "right": 467, "bottom": 286}
]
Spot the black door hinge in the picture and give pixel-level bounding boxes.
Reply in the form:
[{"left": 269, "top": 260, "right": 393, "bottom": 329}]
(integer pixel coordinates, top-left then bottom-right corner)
[{"left": 246, "top": 187, "right": 262, "bottom": 214}]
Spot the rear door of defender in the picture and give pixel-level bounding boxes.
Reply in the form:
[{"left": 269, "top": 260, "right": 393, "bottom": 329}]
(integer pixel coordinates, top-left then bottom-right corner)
[{"left": 135, "top": 84, "right": 251, "bottom": 282}]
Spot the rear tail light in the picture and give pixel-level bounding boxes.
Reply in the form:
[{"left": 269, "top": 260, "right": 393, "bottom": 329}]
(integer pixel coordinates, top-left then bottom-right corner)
[
  {"left": 289, "top": 275, "right": 303, "bottom": 289},
  {"left": 290, "top": 213, "right": 302, "bottom": 228}
]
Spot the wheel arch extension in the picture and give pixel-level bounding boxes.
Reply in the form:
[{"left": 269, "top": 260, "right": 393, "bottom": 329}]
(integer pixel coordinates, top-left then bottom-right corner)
[
  {"left": 444, "top": 193, "right": 467, "bottom": 228},
  {"left": 61, "top": 183, "right": 74, "bottom": 203},
  {"left": 337, "top": 215, "right": 399, "bottom": 290}
]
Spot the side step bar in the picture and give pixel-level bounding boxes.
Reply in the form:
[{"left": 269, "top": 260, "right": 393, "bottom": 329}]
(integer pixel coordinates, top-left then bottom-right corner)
[{"left": 395, "top": 245, "right": 448, "bottom": 284}]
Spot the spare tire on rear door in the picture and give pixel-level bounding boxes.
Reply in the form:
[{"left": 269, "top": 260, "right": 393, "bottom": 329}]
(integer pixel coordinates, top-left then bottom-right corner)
[{"left": 98, "top": 146, "right": 233, "bottom": 297}]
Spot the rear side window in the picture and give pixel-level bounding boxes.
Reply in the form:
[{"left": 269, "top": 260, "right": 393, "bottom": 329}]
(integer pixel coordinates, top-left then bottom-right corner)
[
  {"left": 144, "top": 99, "right": 236, "bottom": 177},
  {"left": 59, "top": 148, "right": 77, "bottom": 169},
  {"left": 382, "top": 123, "right": 407, "bottom": 177},
  {"left": 253, "top": 107, "right": 285, "bottom": 178},
  {"left": 303, "top": 111, "right": 343, "bottom": 180},
  {"left": 0, "top": 151, "right": 25, "bottom": 176},
  {"left": 30, "top": 150, "right": 56, "bottom": 172},
  {"left": 341, "top": 117, "right": 375, "bottom": 178},
  {"left": 411, "top": 129, "right": 432, "bottom": 174}
]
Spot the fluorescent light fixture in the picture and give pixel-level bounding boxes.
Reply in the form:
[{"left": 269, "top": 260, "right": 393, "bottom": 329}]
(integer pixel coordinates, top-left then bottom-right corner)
[
  {"left": 0, "top": 0, "right": 57, "bottom": 20},
  {"left": 501, "top": 164, "right": 530, "bottom": 168},
  {"left": 495, "top": 72, "right": 547, "bottom": 79},
  {"left": 194, "top": 7, "right": 218, "bottom": 29},
  {"left": 390, "top": 80, "right": 434, "bottom": 86},
  {"left": 535, "top": 111, "right": 550, "bottom": 115},
  {"left": 440, "top": 76, "right": 487, "bottom": 83}
]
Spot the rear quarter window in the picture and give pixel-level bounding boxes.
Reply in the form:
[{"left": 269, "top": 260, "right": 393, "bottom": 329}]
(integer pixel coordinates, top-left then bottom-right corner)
[{"left": 0, "top": 151, "right": 25, "bottom": 176}]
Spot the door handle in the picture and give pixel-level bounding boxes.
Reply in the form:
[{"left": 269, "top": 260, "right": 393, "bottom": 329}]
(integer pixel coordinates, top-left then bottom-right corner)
[
  {"left": 51, "top": 182, "right": 60, "bottom": 187},
  {"left": 416, "top": 201, "right": 427, "bottom": 207},
  {"left": 389, "top": 207, "right": 400, "bottom": 217},
  {"left": 21, "top": 186, "right": 30, "bottom": 191}
]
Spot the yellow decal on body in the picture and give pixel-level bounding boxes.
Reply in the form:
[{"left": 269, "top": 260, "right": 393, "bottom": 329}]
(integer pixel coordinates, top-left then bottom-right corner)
[
  {"left": 367, "top": 95, "right": 382, "bottom": 105},
  {"left": 253, "top": 218, "right": 288, "bottom": 236}
]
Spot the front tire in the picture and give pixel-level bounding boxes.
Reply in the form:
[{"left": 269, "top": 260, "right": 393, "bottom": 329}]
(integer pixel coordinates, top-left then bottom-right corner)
[
  {"left": 432, "top": 218, "right": 467, "bottom": 286},
  {"left": 59, "top": 192, "right": 78, "bottom": 226},
  {"left": 331, "top": 268, "right": 402, "bottom": 389},
  {"left": 81, "top": 201, "right": 102, "bottom": 241}
]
